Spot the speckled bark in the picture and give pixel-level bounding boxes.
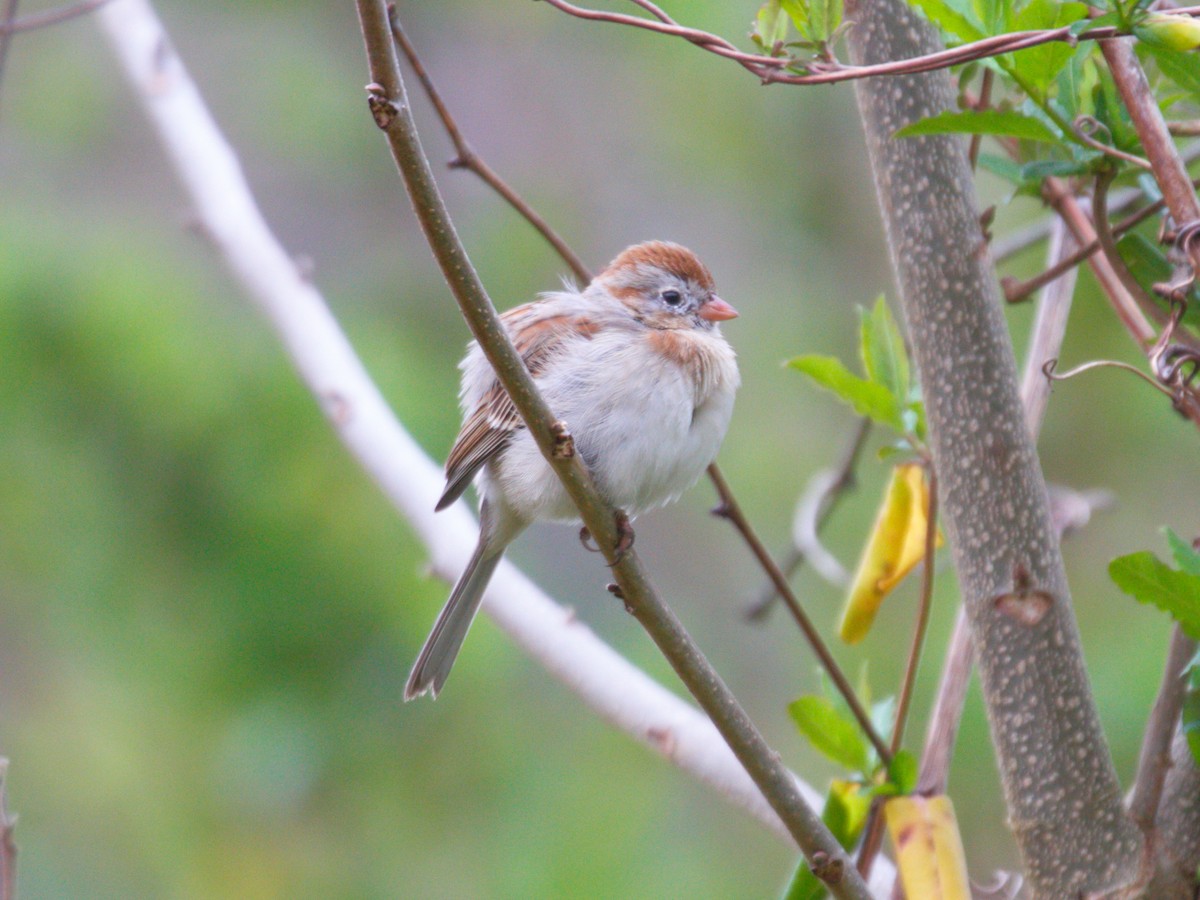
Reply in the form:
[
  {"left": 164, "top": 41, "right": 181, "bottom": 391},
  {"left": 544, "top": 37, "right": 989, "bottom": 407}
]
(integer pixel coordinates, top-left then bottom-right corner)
[
  {"left": 1153, "top": 730, "right": 1200, "bottom": 893},
  {"left": 844, "top": 0, "right": 1145, "bottom": 895}
]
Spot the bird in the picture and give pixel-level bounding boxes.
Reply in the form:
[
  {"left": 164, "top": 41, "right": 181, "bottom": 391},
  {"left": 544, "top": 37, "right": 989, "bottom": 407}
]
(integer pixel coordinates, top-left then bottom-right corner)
[{"left": 405, "top": 241, "right": 740, "bottom": 700}]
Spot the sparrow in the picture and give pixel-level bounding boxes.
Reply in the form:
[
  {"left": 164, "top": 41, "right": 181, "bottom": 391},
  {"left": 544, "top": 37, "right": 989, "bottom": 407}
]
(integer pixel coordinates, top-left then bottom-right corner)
[{"left": 405, "top": 241, "right": 740, "bottom": 699}]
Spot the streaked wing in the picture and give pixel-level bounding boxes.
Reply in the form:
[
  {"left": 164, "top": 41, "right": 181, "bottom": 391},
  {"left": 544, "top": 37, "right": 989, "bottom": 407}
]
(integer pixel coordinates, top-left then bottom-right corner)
[{"left": 435, "top": 304, "right": 598, "bottom": 511}]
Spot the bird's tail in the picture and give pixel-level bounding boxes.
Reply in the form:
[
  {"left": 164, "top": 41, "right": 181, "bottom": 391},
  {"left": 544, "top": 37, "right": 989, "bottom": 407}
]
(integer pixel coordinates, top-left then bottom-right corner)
[{"left": 404, "top": 537, "right": 504, "bottom": 701}]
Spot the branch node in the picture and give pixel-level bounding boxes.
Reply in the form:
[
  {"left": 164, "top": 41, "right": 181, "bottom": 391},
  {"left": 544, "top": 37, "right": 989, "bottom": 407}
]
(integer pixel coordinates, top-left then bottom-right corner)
[
  {"left": 993, "top": 588, "right": 1053, "bottom": 626},
  {"left": 811, "top": 849, "right": 845, "bottom": 884},
  {"left": 365, "top": 84, "right": 399, "bottom": 129},
  {"left": 550, "top": 419, "right": 575, "bottom": 459}
]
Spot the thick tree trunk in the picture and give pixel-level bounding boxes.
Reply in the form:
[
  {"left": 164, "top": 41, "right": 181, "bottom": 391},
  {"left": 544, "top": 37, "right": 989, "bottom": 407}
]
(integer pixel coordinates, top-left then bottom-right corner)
[{"left": 844, "top": 0, "right": 1145, "bottom": 894}]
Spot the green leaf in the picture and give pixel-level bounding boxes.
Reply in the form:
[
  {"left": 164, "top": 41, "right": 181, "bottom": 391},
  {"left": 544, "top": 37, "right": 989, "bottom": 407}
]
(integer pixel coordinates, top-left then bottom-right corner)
[
  {"left": 859, "top": 296, "right": 910, "bottom": 404},
  {"left": 1109, "top": 551, "right": 1200, "bottom": 640},
  {"left": 781, "top": 862, "right": 825, "bottom": 900},
  {"left": 907, "top": 0, "right": 985, "bottom": 40},
  {"left": 789, "top": 354, "right": 905, "bottom": 431},
  {"left": 825, "top": 779, "right": 872, "bottom": 846},
  {"left": 753, "top": 0, "right": 791, "bottom": 49},
  {"left": 977, "top": 152, "right": 1025, "bottom": 185},
  {"left": 888, "top": 749, "right": 919, "bottom": 794},
  {"left": 1145, "top": 43, "right": 1200, "bottom": 99},
  {"left": 1011, "top": 0, "right": 1088, "bottom": 95},
  {"left": 789, "top": 695, "right": 871, "bottom": 772},
  {"left": 811, "top": 0, "right": 843, "bottom": 43},
  {"left": 1167, "top": 527, "right": 1200, "bottom": 576},
  {"left": 1117, "top": 232, "right": 1172, "bottom": 289},
  {"left": 1019, "top": 157, "right": 1096, "bottom": 181},
  {"left": 894, "top": 109, "right": 1061, "bottom": 143}
]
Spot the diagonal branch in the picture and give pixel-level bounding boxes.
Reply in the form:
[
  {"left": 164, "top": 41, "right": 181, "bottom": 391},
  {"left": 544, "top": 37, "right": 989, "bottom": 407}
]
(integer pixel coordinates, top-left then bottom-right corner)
[
  {"left": 538, "top": 0, "right": 1200, "bottom": 87},
  {"left": 356, "top": 1, "right": 871, "bottom": 893}
]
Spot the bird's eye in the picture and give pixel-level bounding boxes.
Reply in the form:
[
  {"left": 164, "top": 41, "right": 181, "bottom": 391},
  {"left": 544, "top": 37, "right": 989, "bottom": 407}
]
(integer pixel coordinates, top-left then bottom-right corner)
[{"left": 661, "top": 289, "right": 683, "bottom": 306}]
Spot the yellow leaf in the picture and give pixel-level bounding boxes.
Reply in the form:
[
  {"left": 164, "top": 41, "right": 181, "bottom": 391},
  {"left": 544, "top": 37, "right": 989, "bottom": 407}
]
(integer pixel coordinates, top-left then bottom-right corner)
[
  {"left": 838, "top": 463, "right": 941, "bottom": 643},
  {"left": 884, "top": 795, "right": 971, "bottom": 900}
]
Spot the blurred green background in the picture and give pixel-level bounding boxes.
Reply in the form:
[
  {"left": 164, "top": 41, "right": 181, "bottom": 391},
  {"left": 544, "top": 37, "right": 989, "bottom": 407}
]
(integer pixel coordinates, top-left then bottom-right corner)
[{"left": 1, "top": 1, "right": 1197, "bottom": 897}]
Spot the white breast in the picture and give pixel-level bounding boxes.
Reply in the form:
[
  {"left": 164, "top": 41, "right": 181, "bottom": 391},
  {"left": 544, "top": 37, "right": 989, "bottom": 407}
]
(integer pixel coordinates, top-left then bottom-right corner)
[{"left": 488, "top": 324, "right": 739, "bottom": 521}]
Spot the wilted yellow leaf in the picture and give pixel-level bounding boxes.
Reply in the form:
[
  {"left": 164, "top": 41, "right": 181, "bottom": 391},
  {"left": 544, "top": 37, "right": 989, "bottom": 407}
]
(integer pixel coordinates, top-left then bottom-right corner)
[
  {"left": 838, "top": 463, "right": 940, "bottom": 643},
  {"left": 884, "top": 795, "right": 971, "bottom": 900}
]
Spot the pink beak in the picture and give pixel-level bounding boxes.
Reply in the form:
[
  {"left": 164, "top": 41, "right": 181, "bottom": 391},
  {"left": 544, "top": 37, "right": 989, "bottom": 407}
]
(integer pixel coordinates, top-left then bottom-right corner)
[{"left": 698, "top": 295, "right": 739, "bottom": 322}]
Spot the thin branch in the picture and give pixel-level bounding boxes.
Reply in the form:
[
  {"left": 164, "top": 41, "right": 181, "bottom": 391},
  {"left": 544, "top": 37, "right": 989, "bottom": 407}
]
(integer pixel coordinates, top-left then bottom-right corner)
[
  {"left": 1043, "top": 176, "right": 1158, "bottom": 347},
  {"left": 991, "top": 140, "right": 1200, "bottom": 267},
  {"left": 0, "top": 759, "right": 13, "bottom": 900},
  {"left": 708, "top": 463, "right": 892, "bottom": 765},
  {"left": 0, "top": 0, "right": 110, "bottom": 35},
  {"left": 0, "top": 0, "right": 19, "bottom": 99},
  {"left": 890, "top": 469, "right": 939, "bottom": 754},
  {"left": 357, "top": 3, "right": 871, "bottom": 893},
  {"left": 93, "top": 4, "right": 901, "bottom": 885},
  {"left": 388, "top": 10, "right": 591, "bottom": 285},
  {"left": 538, "top": 0, "right": 1200, "bottom": 87},
  {"left": 1019, "top": 219, "right": 1082, "bottom": 436},
  {"left": 1128, "top": 627, "right": 1198, "bottom": 831},
  {"left": 857, "top": 467, "right": 941, "bottom": 879},
  {"left": 746, "top": 418, "right": 870, "bottom": 617},
  {"left": 1092, "top": 167, "right": 1165, "bottom": 329},
  {"left": 1002, "top": 195, "right": 1164, "bottom": 304},
  {"left": 1099, "top": 38, "right": 1200, "bottom": 426},
  {"left": 968, "top": 69, "right": 994, "bottom": 171}
]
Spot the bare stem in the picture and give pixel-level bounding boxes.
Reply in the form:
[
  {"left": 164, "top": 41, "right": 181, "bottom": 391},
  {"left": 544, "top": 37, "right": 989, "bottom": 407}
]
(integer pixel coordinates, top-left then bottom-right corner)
[
  {"left": 890, "top": 469, "right": 939, "bottom": 754},
  {"left": 746, "top": 418, "right": 870, "bottom": 618},
  {"left": 356, "top": 2, "right": 871, "bottom": 892},
  {"left": 1128, "top": 626, "right": 1197, "bottom": 831},
  {"left": 0, "top": 759, "right": 13, "bottom": 900},
  {"left": 388, "top": 9, "right": 591, "bottom": 284},
  {"left": 707, "top": 462, "right": 892, "bottom": 765},
  {"left": 1003, "top": 196, "right": 1165, "bottom": 305},
  {"left": 538, "top": 0, "right": 1200, "bottom": 87}
]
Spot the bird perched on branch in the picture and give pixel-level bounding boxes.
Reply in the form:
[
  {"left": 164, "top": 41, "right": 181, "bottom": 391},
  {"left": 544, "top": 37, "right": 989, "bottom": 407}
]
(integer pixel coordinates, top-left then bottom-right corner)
[{"left": 405, "top": 241, "right": 740, "bottom": 700}]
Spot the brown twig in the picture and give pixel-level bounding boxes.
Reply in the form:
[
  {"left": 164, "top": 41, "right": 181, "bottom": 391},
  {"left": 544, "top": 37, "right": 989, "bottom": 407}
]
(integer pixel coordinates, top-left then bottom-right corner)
[
  {"left": 1099, "top": 39, "right": 1200, "bottom": 426},
  {"left": 1043, "top": 176, "right": 1158, "bottom": 347},
  {"left": 1128, "top": 627, "right": 1198, "bottom": 831},
  {"left": 746, "top": 418, "right": 871, "bottom": 619},
  {"left": 388, "top": 8, "right": 591, "bottom": 284},
  {"left": 708, "top": 462, "right": 892, "bottom": 765},
  {"left": 890, "top": 468, "right": 939, "bottom": 755},
  {"left": 0, "top": 0, "right": 109, "bottom": 35},
  {"left": 857, "top": 467, "right": 940, "bottom": 879},
  {"left": 1003, "top": 196, "right": 1165, "bottom": 304},
  {"left": 968, "top": 69, "right": 994, "bottom": 171},
  {"left": 1073, "top": 116, "right": 1153, "bottom": 170},
  {"left": 1091, "top": 166, "right": 1166, "bottom": 328},
  {"left": 0, "top": 759, "right": 13, "bottom": 900},
  {"left": 0, "top": 0, "right": 18, "bottom": 99},
  {"left": 538, "top": 0, "right": 1200, "bottom": 87}
]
